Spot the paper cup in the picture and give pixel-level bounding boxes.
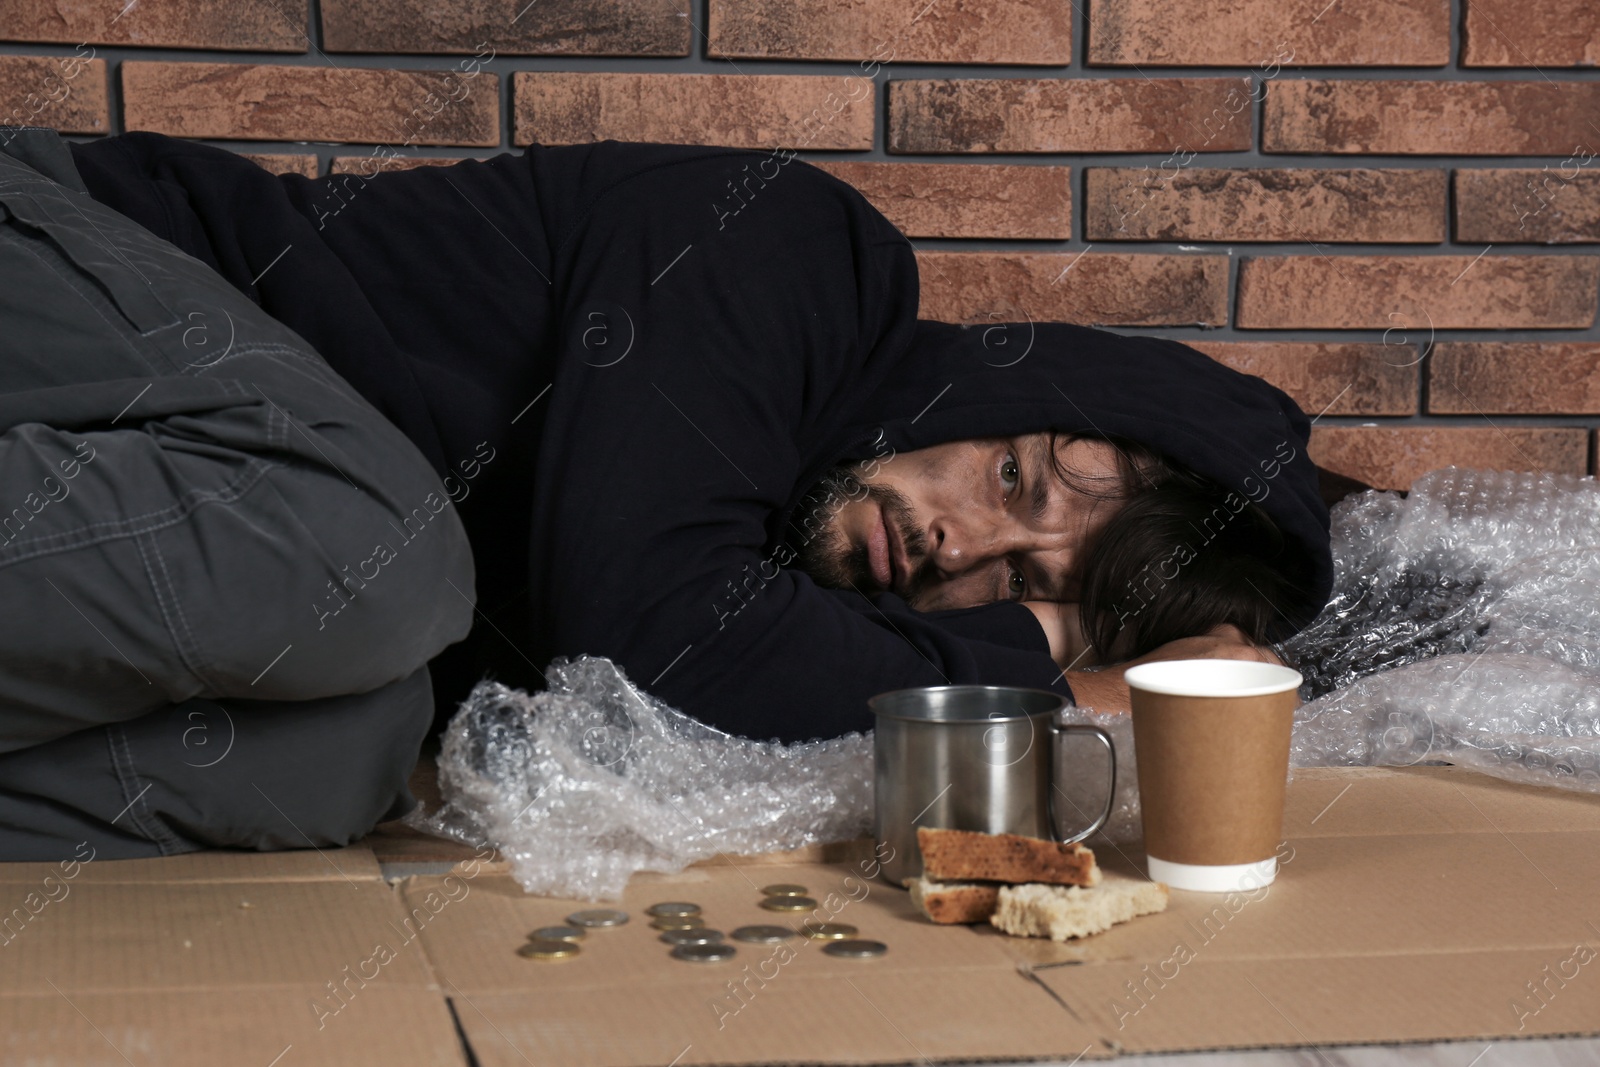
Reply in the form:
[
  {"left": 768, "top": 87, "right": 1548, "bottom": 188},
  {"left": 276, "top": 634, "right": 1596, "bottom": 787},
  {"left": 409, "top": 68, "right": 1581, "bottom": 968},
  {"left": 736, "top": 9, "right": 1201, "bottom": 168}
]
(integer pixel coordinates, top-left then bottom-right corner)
[{"left": 1125, "top": 659, "right": 1302, "bottom": 893}]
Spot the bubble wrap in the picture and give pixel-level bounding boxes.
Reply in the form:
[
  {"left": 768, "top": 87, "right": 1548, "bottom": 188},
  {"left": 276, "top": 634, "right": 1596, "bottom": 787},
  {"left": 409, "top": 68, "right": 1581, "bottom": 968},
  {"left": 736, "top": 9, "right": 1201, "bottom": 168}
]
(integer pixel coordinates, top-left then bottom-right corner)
[
  {"left": 405, "top": 656, "right": 872, "bottom": 900},
  {"left": 412, "top": 467, "right": 1600, "bottom": 888},
  {"left": 1283, "top": 467, "right": 1600, "bottom": 791},
  {"left": 1064, "top": 468, "right": 1600, "bottom": 840}
]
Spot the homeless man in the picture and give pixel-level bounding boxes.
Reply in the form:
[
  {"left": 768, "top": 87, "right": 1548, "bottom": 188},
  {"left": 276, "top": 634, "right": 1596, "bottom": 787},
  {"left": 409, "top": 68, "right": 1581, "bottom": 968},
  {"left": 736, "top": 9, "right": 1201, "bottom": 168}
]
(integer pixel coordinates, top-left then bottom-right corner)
[{"left": 0, "top": 126, "right": 1335, "bottom": 860}]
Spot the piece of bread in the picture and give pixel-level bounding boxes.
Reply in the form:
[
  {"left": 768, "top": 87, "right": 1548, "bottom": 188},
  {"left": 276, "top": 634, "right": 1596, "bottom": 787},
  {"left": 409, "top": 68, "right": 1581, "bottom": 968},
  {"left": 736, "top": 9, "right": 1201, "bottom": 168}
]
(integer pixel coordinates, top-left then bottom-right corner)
[
  {"left": 991, "top": 872, "right": 1169, "bottom": 942},
  {"left": 917, "top": 827, "right": 1101, "bottom": 887},
  {"left": 906, "top": 876, "right": 1001, "bottom": 924}
]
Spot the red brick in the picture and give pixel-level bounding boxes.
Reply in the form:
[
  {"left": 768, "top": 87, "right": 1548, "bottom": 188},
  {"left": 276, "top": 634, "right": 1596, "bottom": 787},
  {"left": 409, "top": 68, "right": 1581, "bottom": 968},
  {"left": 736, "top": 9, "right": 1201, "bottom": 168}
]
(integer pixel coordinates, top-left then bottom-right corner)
[
  {"left": 1188, "top": 342, "right": 1417, "bottom": 417},
  {"left": 330, "top": 155, "right": 479, "bottom": 175},
  {"left": 708, "top": 0, "right": 1070, "bottom": 64},
  {"left": 322, "top": 0, "right": 688, "bottom": 56},
  {"left": 1309, "top": 426, "right": 1588, "bottom": 490},
  {"left": 514, "top": 72, "right": 873, "bottom": 150},
  {"left": 1429, "top": 343, "right": 1600, "bottom": 415},
  {"left": 888, "top": 78, "right": 1253, "bottom": 154},
  {"left": 1090, "top": 0, "right": 1447, "bottom": 66},
  {"left": 916, "top": 251, "right": 1228, "bottom": 327},
  {"left": 1265, "top": 80, "right": 1600, "bottom": 155},
  {"left": 0, "top": 55, "right": 108, "bottom": 135},
  {"left": 121, "top": 62, "right": 499, "bottom": 146},
  {"left": 238, "top": 152, "right": 319, "bottom": 177},
  {"left": 1084, "top": 168, "right": 1445, "bottom": 243},
  {"left": 1455, "top": 168, "right": 1600, "bottom": 244},
  {"left": 1236, "top": 255, "right": 1600, "bottom": 329},
  {"left": 814, "top": 162, "right": 1069, "bottom": 239},
  {"left": 0, "top": 0, "right": 306, "bottom": 51},
  {"left": 1464, "top": 0, "right": 1600, "bottom": 67}
]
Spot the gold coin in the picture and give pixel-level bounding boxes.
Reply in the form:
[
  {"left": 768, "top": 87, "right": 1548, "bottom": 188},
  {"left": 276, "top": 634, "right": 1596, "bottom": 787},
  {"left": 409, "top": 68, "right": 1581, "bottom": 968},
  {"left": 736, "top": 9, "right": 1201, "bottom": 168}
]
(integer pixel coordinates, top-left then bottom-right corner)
[
  {"left": 518, "top": 939, "right": 580, "bottom": 960},
  {"left": 530, "top": 925, "right": 585, "bottom": 942},
  {"left": 761, "top": 883, "right": 809, "bottom": 897},
  {"left": 651, "top": 915, "right": 706, "bottom": 930},
  {"left": 802, "top": 922, "right": 858, "bottom": 941},
  {"left": 759, "top": 895, "right": 817, "bottom": 912},
  {"left": 646, "top": 901, "right": 702, "bottom": 918}
]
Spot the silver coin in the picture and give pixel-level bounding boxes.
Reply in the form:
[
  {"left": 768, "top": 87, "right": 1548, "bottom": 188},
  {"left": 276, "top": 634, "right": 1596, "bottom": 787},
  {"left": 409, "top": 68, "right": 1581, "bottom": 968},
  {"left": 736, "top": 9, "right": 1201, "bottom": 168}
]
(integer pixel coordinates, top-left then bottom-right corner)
[
  {"left": 566, "top": 909, "right": 629, "bottom": 928},
  {"left": 822, "top": 939, "right": 888, "bottom": 959},
  {"left": 531, "top": 925, "right": 586, "bottom": 943},
  {"left": 671, "top": 942, "right": 738, "bottom": 963},
  {"left": 659, "top": 927, "right": 724, "bottom": 946},
  {"left": 646, "top": 901, "right": 702, "bottom": 918},
  {"left": 730, "top": 925, "right": 797, "bottom": 944}
]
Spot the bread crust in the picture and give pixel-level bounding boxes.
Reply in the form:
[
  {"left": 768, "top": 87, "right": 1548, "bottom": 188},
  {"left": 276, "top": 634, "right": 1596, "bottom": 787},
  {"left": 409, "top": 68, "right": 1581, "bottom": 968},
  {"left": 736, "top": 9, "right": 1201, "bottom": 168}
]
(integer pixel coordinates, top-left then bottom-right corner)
[
  {"left": 907, "top": 877, "right": 1001, "bottom": 924},
  {"left": 916, "top": 827, "right": 1102, "bottom": 887}
]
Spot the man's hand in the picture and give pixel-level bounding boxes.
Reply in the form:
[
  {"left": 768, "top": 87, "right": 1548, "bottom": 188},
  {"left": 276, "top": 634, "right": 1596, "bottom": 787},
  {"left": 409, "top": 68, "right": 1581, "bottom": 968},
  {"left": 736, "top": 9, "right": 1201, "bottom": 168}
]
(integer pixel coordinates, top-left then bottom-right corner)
[
  {"left": 1021, "top": 601, "right": 1097, "bottom": 670},
  {"left": 1062, "top": 622, "right": 1285, "bottom": 715},
  {"left": 1122, "top": 623, "right": 1285, "bottom": 669}
]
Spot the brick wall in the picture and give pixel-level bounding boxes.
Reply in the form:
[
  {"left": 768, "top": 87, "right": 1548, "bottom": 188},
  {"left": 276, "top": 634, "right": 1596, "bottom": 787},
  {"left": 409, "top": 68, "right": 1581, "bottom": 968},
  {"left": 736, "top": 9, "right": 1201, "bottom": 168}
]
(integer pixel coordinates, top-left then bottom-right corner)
[{"left": 2, "top": 0, "right": 1597, "bottom": 489}]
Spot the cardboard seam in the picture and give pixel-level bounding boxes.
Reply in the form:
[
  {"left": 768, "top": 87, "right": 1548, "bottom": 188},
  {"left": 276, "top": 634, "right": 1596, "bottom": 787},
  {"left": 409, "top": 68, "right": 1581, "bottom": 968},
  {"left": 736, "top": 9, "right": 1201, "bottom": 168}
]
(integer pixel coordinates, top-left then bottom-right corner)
[
  {"left": 0, "top": 981, "right": 440, "bottom": 997},
  {"left": 433, "top": 964, "right": 1023, "bottom": 998},
  {"left": 1096, "top": 1025, "right": 1600, "bottom": 1059},
  {"left": 1032, "top": 942, "right": 1596, "bottom": 968}
]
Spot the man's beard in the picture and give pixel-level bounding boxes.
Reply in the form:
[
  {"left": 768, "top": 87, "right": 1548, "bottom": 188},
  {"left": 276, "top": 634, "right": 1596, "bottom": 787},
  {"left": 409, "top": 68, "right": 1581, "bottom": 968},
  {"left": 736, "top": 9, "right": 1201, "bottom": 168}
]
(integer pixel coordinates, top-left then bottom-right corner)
[{"left": 788, "top": 466, "right": 928, "bottom": 602}]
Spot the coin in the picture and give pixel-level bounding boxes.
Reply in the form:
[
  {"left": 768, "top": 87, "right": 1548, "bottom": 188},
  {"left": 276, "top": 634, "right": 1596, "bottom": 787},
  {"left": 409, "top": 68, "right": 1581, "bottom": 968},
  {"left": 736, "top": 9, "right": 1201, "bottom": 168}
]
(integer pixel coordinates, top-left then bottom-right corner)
[
  {"left": 758, "top": 895, "right": 817, "bottom": 912},
  {"left": 671, "top": 942, "right": 738, "bottom": 962},
  {"left": 822, "top": 939, "right": 888, "bottom": 959},
  {"left": 530, "top": 925, "right": 585, "bottom": 943},
  {"left": 646, "top": 901, "right": 702, "bottom": 918},
  {"left": 650, "top": 915, "right": 706, "bottom": 930},
  {"left": 730, "top": 925, "right": 798, "bottom": 944},
  {"left": 518, "top": 939, "right": 580, "bottom": 960},
  {"left": 659, "top": 928, "right": 724, "bottom": 946},
  {"left": 760, "top": 883, "right": 809, "bottom": 897},
  {"left": 566, "top": 909, "right": 629, "bottom": 928},
  {"left": 802, "top": 922, "right": 858, "bottom": 941}
]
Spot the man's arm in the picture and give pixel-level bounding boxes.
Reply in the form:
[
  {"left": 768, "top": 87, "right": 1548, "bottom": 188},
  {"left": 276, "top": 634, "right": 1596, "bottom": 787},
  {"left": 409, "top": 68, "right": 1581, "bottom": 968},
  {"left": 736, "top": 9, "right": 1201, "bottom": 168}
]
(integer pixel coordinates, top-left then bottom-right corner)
[
  {"left": 1026, "top": 601, "right": 1285, "bottom": 713},
  {"left": 527, "top": 152, "right": 1072, "bottom": 742}
]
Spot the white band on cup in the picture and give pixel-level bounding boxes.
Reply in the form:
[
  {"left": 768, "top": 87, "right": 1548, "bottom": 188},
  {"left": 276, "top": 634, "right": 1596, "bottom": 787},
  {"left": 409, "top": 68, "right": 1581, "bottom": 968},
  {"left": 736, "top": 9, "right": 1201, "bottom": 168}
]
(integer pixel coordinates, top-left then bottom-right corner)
[{"left": 1147, "top": 855, "right": 1277, "bottom": 894}]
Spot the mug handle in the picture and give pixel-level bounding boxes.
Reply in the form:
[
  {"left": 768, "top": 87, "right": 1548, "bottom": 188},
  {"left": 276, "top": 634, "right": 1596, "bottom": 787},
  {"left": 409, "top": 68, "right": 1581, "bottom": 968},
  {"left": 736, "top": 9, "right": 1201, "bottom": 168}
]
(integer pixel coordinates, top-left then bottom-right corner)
[{"left": 1047, "top": 723, "right": 1116, "bottom": 845}]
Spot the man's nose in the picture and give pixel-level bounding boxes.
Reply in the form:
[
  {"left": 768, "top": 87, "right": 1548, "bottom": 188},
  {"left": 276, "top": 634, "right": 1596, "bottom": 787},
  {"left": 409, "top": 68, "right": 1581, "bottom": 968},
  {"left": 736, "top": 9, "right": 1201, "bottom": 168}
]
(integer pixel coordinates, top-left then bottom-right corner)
[{"left": 928, "top": 515, "right": 1020, "bottom": 576}]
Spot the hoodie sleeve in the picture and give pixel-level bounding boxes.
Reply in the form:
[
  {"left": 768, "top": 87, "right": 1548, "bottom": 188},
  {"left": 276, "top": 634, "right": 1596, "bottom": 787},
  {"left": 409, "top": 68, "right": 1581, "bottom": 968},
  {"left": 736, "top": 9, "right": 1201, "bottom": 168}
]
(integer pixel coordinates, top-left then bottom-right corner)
[
  {"left": 528, "top": 151, "right": 1072, "bottom": 742},
  {"left": 913, "top": 600, "right": 1060, "bottom": 652}
]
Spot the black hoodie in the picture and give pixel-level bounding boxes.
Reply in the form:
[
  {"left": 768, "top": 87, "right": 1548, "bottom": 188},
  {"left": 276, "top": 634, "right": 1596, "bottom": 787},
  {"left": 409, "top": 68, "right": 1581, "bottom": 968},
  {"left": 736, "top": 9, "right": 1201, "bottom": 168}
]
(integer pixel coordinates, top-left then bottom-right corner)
[{"left": 70, "top": 135, "right": 1331, "bottom": 742}]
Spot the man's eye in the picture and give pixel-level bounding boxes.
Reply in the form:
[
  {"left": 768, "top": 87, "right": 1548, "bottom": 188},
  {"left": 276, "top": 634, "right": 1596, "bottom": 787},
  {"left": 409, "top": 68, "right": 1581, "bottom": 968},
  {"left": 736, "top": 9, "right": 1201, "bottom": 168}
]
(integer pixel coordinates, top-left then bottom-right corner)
[
  {"left": 1008, "top": 565, "right": 1026, "bottom": 600},
  {"left": 1000, "top": 453, "right": 1020, "bottom": 495}
]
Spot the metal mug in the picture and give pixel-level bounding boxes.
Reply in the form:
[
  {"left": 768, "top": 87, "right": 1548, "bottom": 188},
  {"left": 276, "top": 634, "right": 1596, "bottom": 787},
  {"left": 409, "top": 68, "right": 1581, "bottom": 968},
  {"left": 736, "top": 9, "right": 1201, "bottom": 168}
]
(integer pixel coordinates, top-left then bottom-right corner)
[{"left": 871, "top": 685, "right": 1116, "bottom": 887}]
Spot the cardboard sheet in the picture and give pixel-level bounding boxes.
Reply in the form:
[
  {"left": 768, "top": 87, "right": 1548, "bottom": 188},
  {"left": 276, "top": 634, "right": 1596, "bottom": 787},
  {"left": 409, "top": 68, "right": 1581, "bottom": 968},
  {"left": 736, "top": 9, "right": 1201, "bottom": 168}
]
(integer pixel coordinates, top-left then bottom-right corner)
[
  {"left": 401, "top": 860, "right": 1102, "bottom": 1066},
  {"left": 0, "top": 845, "right": 466, "bottom": 1065},
  {"left": 413, "top": 766, "right": 1600, "bottom": 1064},
  {"left": 0, "top": 765, "right": 1596, "bottom": 1064}
]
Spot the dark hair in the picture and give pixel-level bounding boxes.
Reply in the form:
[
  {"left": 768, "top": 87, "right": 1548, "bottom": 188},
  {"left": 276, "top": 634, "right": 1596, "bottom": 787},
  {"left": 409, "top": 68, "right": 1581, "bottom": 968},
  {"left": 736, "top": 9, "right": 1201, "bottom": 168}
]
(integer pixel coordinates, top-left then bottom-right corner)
[
  {"left": 1044, "top": 429, "right": 1171, "bottom": 500},
  {"left": 1076, "top": 468, "right": 1312, "bottom": 663}
]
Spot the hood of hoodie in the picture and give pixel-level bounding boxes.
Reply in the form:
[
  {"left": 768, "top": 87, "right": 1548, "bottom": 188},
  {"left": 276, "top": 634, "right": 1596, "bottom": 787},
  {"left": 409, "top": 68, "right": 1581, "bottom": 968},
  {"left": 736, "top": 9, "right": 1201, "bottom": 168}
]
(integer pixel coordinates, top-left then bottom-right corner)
[{"left": 789, "top": 318, "right": 1334, "bottom": 634}]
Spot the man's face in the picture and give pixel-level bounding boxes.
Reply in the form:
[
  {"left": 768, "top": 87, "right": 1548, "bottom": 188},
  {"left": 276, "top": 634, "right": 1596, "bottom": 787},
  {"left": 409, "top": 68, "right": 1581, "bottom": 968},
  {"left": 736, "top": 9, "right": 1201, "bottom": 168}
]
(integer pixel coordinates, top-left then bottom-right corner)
[{"left": 794, "top": 434, "right": 1131, "bottom": 611}]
